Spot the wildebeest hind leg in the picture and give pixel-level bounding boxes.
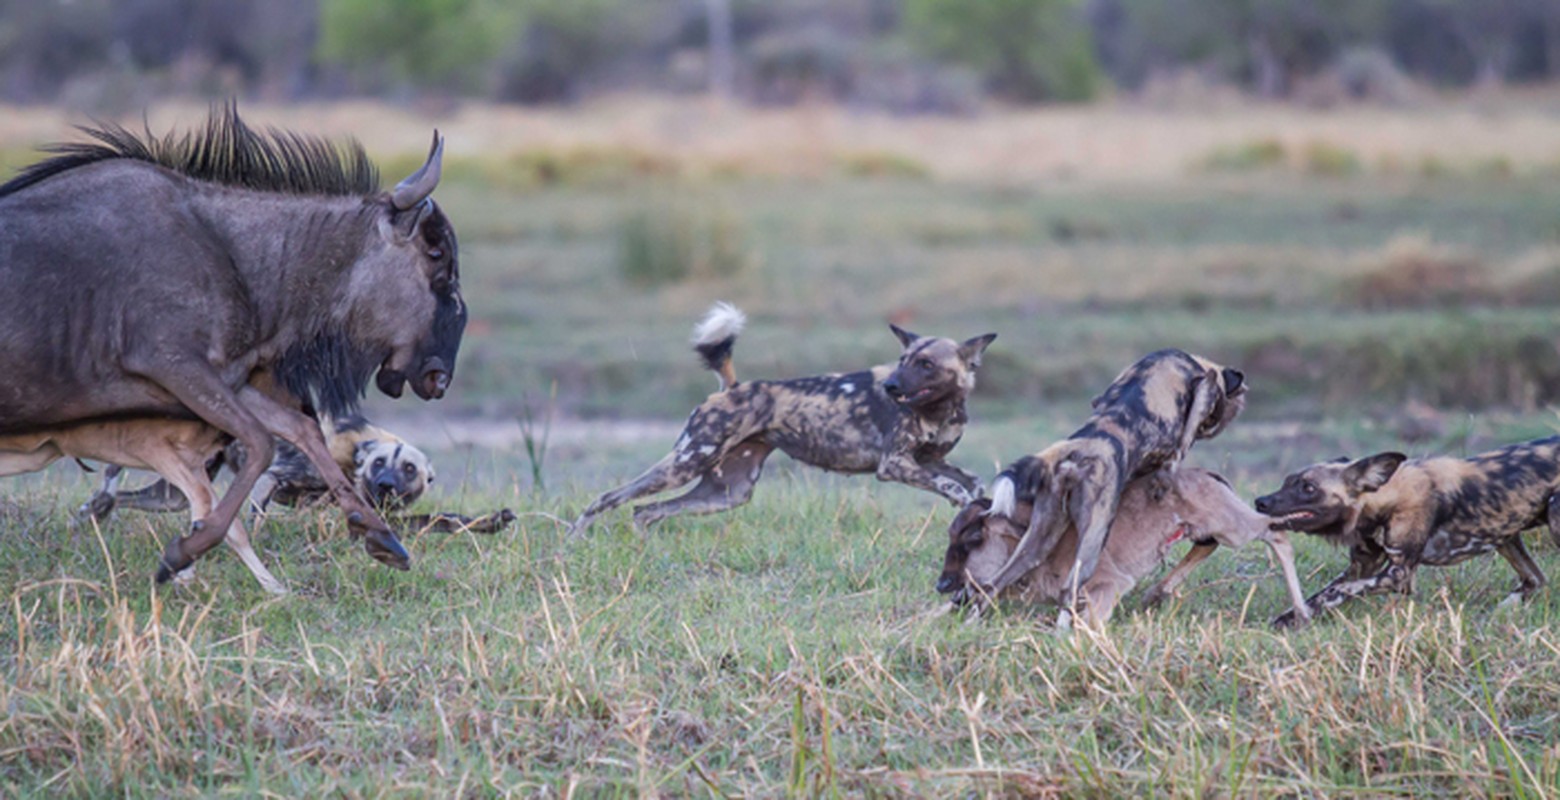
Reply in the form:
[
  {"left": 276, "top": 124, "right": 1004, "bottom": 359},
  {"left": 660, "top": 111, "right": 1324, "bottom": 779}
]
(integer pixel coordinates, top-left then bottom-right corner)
[
  {"left": 142, "top": 372, "right": 276, "bottom": 583},
  {"left": 1495, "top": 536, "right": 1546, "bottom": 607},
  {"left": 235, "top": 386, "right": 407, "bottom": 570},
  {"left": 632, "top": 440, "right": 774, "bottom": 529}
]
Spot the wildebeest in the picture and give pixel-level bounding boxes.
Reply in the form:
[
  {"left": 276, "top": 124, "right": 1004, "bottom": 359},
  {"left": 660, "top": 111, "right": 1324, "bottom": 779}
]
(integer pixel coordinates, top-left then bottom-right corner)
[
  {"left": 939, "top": 467, "right": 1309, "bottom": 628},
  {"left": 569, "top": 302, "right": 996, "bottom": 534},
  {"left": 976, "top": 349, "right": 1247, "bottom": 612},
  {"left": 1256, "top": 437, "right": 1560, "bottom": 627},
  {"left": 0, "top": 104, "right": 466, "bottom": 583}
]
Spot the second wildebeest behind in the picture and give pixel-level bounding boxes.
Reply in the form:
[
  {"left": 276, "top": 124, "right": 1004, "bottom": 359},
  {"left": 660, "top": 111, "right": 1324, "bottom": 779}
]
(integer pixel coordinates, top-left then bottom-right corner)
[
  {"left": 570, "top": 303, "right": 996, "bottom": 533},
  {"left": 0, "top": 104, "right": 466, "bottom": 583}
]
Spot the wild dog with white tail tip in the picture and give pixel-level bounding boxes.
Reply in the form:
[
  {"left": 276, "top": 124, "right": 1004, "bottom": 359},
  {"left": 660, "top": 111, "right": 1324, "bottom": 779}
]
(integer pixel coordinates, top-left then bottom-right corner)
[
  {"left": 569, "top": 302, "right": 996, "bottom": 533},
  {"left": 1257, "top": 436, "right": 1560, "bottom": 627},
  {"left": 975, "top": 349, "right": 1248, "bottom": 620}
]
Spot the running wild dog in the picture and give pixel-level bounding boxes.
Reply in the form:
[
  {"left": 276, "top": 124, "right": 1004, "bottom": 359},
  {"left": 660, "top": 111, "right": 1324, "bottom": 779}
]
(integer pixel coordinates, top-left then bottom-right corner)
[
  {"left": 1257, "top": 436, "right": 1560, "bottom": 627},
  {"left": 940, "top": 467, "right": 1309, "bottom": 628},
  {"left": 977, "top": 349, "right": 1248, "bottom": 611},
  {"left": 570, "top": 303, "right": 996, "bottom": 533}
]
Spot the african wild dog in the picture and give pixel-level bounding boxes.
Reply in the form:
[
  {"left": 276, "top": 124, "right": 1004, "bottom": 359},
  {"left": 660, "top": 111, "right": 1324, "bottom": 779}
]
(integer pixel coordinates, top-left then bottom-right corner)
[
  {"left": 1257, "top": 436, "right": 1560, "bottom": 628},
  {"left": 940, "top": 467, "right": 1308, "bottom": 627},
  {"left": 569, "top": 303, "right": 996, "bottom": 534},
  {"left": 975, "top": 349, "right": 1248, "bottom": 620}
]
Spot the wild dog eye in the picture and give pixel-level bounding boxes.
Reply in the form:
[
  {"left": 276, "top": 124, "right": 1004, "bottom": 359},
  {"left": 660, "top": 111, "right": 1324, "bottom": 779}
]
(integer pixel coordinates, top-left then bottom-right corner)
[
  {"left": 1302, "top": 481, "right": 1317, "bottom": 495},
  {"left": 917, "top": 358, "right": 934, "bottom": 370},
  {"left": 374, "top": 458, "right": 386, "bottom": 469},
  {"left": 402, "top": 463, "right": 417, "bottom": 476}
]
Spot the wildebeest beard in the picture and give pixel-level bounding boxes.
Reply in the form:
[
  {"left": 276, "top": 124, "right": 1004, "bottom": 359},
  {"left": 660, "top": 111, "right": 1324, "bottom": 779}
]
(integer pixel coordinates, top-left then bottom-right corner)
[{"left": 275, "top": 328, "right": 385, "bottom": 419}]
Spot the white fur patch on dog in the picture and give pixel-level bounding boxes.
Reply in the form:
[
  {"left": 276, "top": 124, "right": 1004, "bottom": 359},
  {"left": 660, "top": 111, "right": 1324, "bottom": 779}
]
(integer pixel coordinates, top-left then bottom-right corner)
[
  {"left": 691, "top": 301, "right": 747, "bottom": 346},
  {"left": 987, "top": 475, "right": 1016, "bottom": 517}
]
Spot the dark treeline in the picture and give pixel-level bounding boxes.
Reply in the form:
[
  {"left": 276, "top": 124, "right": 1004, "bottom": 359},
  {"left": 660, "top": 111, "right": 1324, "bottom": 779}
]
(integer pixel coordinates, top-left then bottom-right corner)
[{"left": 1, "top": 0, "right": 1557, "bottom": 111}]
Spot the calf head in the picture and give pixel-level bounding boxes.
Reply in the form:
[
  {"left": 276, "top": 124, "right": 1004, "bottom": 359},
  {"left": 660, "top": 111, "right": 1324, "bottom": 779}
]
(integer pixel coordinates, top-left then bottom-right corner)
[
  {"left": 353, "top": 133, "right": 467, "bottom": 403},
  {"left": 1255, "top": 452, "right": 1406, "bottom": 537},
  {"left": 882, "top": 325, "right": 996, "bottom": 410},
  {"left": 937, "top": 497, "right": 1029, "bottom": 603},
  {"left": 353, "top": 438, "right": 435, "bottom": 509}
]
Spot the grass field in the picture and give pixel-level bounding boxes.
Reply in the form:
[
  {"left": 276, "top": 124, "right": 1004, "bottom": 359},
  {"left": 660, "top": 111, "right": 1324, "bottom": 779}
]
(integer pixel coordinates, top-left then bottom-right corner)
[{"left": 4, "top": 99, "right": 1560, "bottom": 796}]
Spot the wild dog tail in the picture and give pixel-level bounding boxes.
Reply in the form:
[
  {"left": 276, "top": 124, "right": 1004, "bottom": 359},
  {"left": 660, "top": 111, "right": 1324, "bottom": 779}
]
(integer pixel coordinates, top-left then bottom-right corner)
[
  {"left": 692, "top": 301, "right": 746, "bottom": 390},
  {"left": 987, "top": 454, "right": 1048, "bottom": 518}
]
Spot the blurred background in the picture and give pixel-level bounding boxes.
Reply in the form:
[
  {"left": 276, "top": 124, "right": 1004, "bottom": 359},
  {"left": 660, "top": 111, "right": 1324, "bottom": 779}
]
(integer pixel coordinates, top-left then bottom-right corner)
[{"left": 4, "top": 0, "right": 1560, "bottom": 489}]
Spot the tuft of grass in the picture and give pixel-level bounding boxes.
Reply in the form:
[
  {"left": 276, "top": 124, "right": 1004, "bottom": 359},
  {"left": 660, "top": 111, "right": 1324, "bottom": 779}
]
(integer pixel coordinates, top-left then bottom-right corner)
[
  {"left": 1301, "top": 140, "right": 1363, "bottom": 177},
  {"left": 1339, "top": 233, "right": 1493, "bottom": 309},
  {"left": 616, "top": 197, "right": 753, "bottom": 288},
  {"left": 836, "top": 151, "right": 932, "bottom": 180},
  {"left": 1199, "top": 138, "right": 1287, "bottom": 172}
]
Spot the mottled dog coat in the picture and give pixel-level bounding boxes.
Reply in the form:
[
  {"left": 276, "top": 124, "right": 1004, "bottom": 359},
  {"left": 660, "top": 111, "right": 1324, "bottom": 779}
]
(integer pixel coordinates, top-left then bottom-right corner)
[
  {"left": 977, "top": 349, "right": 1248, "bottom": 613},
  {"left": 1257, "top": 436, "right": 1560, "bottom": 627},
  {"left": 940, "top": 467, "right": 1308, "bottom": 627},
  {"left": 570, "top": 303, "right": 996, "bottom": 533}
]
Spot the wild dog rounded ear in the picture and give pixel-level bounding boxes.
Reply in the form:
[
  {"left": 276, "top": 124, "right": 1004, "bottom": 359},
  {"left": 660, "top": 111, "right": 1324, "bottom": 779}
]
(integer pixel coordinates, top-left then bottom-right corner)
[
  {"left": 888, "top": 323, "right": 921, "bottom": 348},
  {"left": 354, "top": 440, "right": 375, "bottom": 467},
  {"left": 1221, "top": 367, "right": 1245, "bottom": 394},
  {"left": 1343, "top": 452, "right": 1407, "bottom": 493},
  {"left": 959, "top": 333, "right": 998, "bottom": 367}
]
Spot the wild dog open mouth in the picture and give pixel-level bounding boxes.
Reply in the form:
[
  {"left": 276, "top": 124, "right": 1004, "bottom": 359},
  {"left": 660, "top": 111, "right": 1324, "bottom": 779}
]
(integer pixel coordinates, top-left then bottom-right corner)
[{"left": 896, "top": 387, "right": 935, "bottom": 404}]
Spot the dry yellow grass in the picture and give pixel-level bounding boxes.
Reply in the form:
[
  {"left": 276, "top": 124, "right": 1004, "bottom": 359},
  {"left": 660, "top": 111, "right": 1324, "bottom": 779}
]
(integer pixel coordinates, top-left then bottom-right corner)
[{"left": 3, "top": 94, "right": 1559, "bottom": 182}]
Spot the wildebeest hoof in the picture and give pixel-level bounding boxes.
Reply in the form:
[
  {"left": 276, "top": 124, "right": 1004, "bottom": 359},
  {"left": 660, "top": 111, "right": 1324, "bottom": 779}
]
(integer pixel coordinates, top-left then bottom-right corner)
[
  {"left": 156, "top": 540, "right": 195, "bottom": 584},
  {"left": 364, "top": 528, "right": 411, "bottom": 571}
]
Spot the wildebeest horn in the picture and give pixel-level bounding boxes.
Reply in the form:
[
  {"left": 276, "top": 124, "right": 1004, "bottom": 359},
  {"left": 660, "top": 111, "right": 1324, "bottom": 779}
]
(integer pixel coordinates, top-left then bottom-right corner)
[{"left": 391, "top": 131, "right": 444, "bottom": 211}]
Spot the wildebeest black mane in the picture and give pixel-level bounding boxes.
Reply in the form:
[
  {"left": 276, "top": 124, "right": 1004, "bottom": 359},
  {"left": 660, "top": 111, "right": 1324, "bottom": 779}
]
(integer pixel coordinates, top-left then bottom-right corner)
[
  {"left": 0, "top": 102, "right": 380, "bottom": 198},
  {"left": 275, "top": 328, "right": 383, "bottom": 420}
]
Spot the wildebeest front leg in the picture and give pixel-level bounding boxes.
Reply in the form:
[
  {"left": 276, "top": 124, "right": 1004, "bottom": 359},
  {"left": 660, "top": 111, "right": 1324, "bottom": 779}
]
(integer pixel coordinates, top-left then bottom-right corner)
[
  {"left": 141, "top": 371, "right": 275, "bottom": 583},
  {"left": 632, "top": 440, "right": 775, "bottom": 529},
  {"left": 1141, "top": 540, "right": 1219, "bottom": 608},
  {"left": 876, "top": 453, "right": 974, "bottom": 505},
  {"left": 1495, "top": 537, "right": 1546, "bottom": 607},
  {"left": 235, "top": 386, "right": 407, "bottom": 570}
]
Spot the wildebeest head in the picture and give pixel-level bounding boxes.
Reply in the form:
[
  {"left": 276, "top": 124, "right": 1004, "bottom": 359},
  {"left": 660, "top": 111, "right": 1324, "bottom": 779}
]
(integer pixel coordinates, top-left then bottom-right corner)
[
  {"left": 1255, "top": 452, "right": 1406, "bottom": 536},
  {"left": 936, "top": 496, "right": 1029, "bottom": 603},
  {"left": 353, "top": 438, "right": 435, "bottom": 509},
  {"left": 360, "top": 134, "right": 467, "bottom": 403},
  {"left": 882, "top": 325, "right": 997, "bottom": 408}
]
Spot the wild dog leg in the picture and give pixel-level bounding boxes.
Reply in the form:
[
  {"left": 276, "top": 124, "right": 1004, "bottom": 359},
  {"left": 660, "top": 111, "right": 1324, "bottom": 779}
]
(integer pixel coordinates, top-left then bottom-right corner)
[
  {"left": 235, "top": 386, "right": 406, "bottom": 569},
  {"left": 1274, "top": 546, "right": 1411, "bottom": 627},
  {"left": 570, "top": 452, "right": 713, "bottom": 535},
  {"left": 922, "top": 459, "right": 985, "bottom": 500},
  {"left": 632, "top": 440, "right": 774, "bottom": 529},
  {"left": 1141, "top": 540, "right": 1219, "bottom": 608},
  {"left": 1548, "top": 494, "right": 1560, "bottom": 550},
  {"left": 73, "top": 464, "right": 127, "bottom": 526},
  {"left": 1495, "top": 537, "right": 1546, "bottom": 607},
  {"left": 1273, "top": 544, "right": 1386, "bottom": 628},
  {"left": 876, "top": 452, "right": 975, "bottom": 505},
  {"left": 407, "top": 509, "right": 517, "bottom": 534},
  {"left": 1054, "top": 462, "right": 1123, "bottom": 610}
]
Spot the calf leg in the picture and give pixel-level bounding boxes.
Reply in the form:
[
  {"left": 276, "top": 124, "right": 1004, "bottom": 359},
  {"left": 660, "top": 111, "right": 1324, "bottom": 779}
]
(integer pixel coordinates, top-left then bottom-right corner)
[
  {"left": 150, "top": 448, "right": 285, "bottom": 596},
  {"left": 1265, "top": 531, "right": 1311, "bottom": 624},
  {"left": 1495, "top": 537, "right": 1546, "bottom": 607},
  {"left": 632, "top": 440, "right": 775, "bottom": 529},
  {"left": 1141, "top": 540, "right": 1219, "bottom": 608},
  {"left": 235, "top": 386, "right": 406, "bottom": 570}
]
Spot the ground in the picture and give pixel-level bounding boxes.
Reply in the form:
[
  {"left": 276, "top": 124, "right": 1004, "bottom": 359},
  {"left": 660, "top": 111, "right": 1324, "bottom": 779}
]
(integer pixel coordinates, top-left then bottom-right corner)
[{"left": 2, "top": 99, "right": 1560, "bottom": 796}]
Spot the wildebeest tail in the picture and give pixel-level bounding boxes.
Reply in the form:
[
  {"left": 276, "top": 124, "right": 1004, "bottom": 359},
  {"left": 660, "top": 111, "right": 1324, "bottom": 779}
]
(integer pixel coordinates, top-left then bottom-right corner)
[
  {"left": 988, "top": 454, "right": 1048, "bottom": 518},
  {"left": 692, "top": 301, "right": 746, "bottom": 390}
]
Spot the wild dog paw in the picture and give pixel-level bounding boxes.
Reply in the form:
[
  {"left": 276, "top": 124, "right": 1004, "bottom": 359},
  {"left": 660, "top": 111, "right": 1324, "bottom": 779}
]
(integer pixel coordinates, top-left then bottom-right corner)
[{"left": 1271, "top": 609, "right": 1309, "bottom": 630}]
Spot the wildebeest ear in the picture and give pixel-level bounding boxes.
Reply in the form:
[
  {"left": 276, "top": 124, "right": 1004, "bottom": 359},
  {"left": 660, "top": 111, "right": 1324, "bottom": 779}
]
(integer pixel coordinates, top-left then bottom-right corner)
[
  {"left": 1343, "top": 452, "right": 1407, "bottom": 493},
  {"left": 1221, "top": 367, "right": 1245, "bottom": 395},
  {"left": 889, "top": 323, "right": 920, "bottom": 349},
  {"left": 392, "top": 131, "right": 444, "bottom": 211},
  {"left": 958, "top": 333, "right": 997, "bottom": 367}
]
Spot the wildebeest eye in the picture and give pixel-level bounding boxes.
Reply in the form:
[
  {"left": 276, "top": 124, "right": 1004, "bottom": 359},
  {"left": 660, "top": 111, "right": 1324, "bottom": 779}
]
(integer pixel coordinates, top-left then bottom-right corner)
[{"left": 428, "top": 247, "right": 444, "bottom": 260}]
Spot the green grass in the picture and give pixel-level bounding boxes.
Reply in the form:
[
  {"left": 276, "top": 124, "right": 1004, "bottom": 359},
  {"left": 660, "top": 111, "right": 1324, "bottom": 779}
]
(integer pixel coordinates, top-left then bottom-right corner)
[
  {"left": 4, "top": 415, "right": 1560, "bottom": 796},
  {"left": 7, "top": 161, "right": 1560, "bottom": 794}
]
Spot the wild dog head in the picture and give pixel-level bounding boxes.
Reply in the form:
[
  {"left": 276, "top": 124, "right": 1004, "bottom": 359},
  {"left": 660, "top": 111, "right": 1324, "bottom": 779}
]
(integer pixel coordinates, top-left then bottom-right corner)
[
  {"left": 1255, "top": 452, "right": 1406, "bottom": 537},
  {"left": 1186, "top": 354, "right": 1248, "bottom": 442},
  {"left": 353, "top": 439, "right": 436, "bottom": 509},
  {"left": 937, "top": 496, "right": 1029, "bottom": 603},
  {"left": 882, "top": 325, "right": 997, "bottom": 409}
]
